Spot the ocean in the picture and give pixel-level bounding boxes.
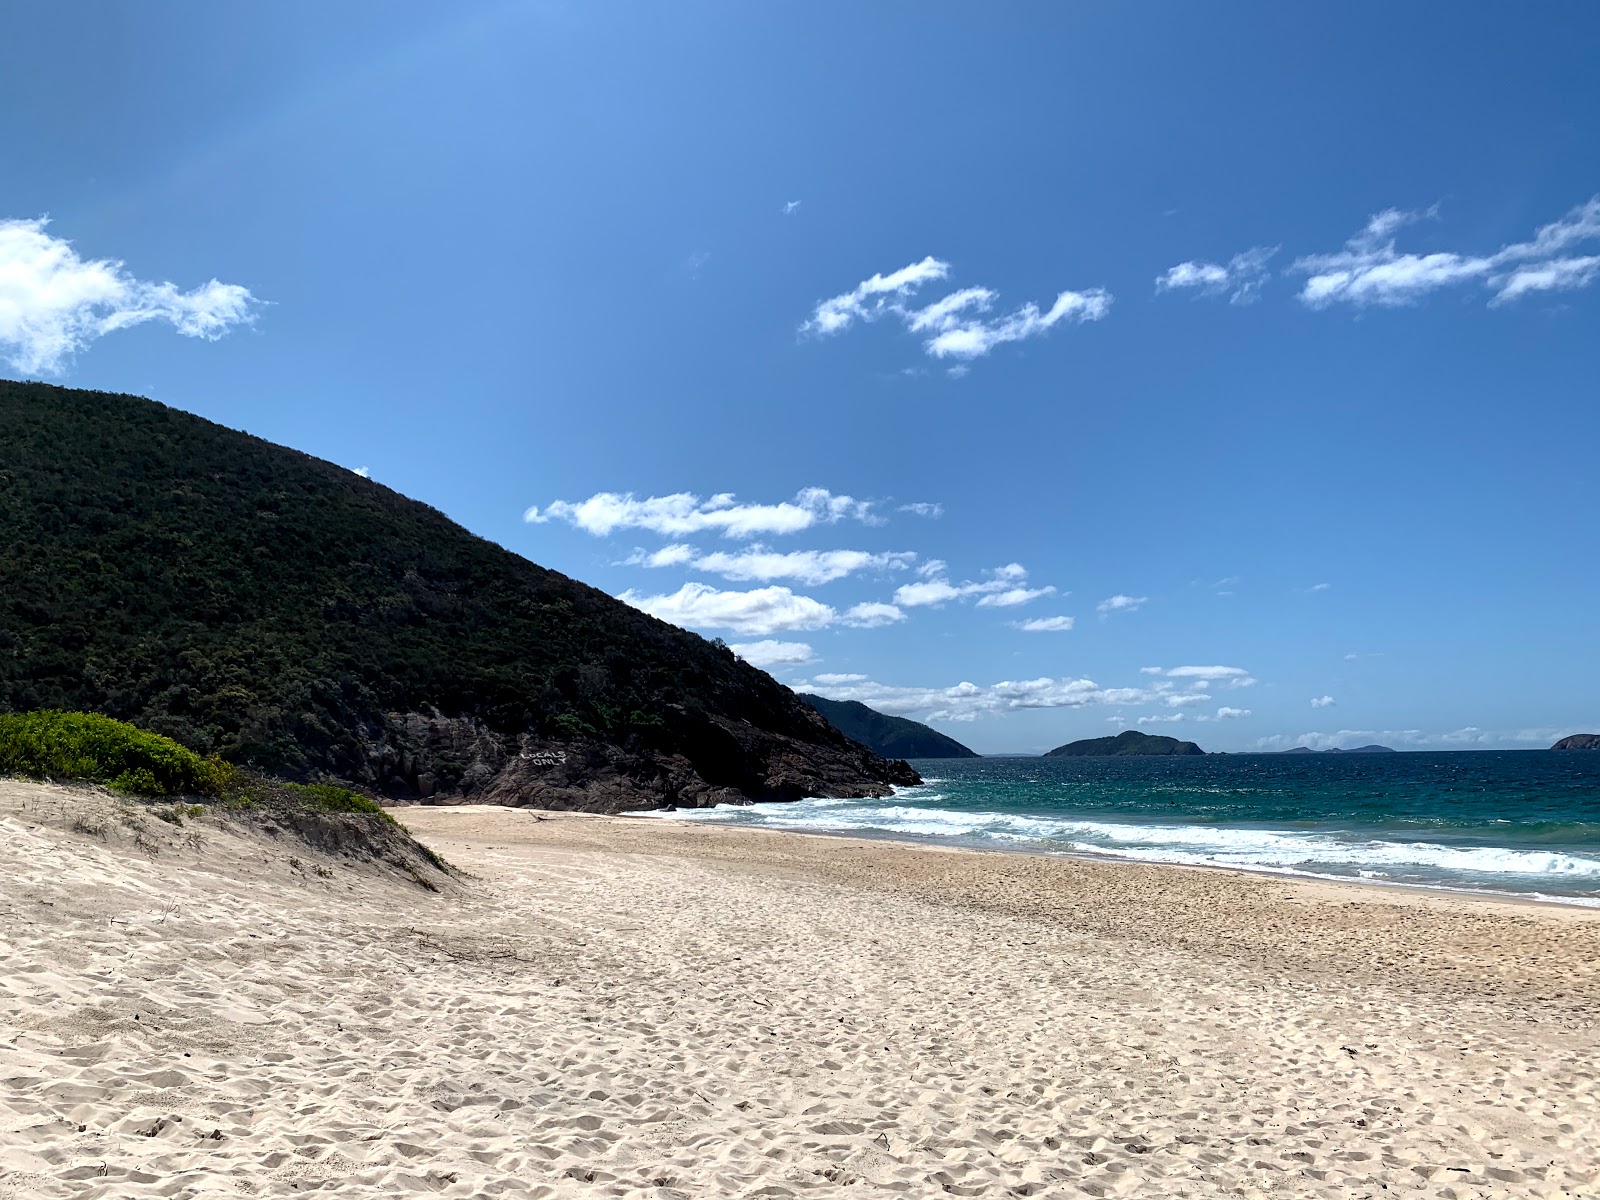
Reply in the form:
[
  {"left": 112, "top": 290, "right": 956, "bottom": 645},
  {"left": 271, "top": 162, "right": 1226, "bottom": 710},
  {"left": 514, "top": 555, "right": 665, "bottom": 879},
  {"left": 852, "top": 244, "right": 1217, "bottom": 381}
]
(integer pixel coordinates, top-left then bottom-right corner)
[{"left": 661, "top": 751, "right": 1600, "bottom": 905}]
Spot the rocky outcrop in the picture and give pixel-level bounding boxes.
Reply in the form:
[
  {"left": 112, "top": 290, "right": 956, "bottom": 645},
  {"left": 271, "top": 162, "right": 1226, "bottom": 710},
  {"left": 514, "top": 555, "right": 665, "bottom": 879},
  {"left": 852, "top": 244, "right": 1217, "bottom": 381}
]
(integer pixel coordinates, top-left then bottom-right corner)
[
  {"left": 351, "top": 709, "right": 919, "bottom": 812},
  {"left": 1552, "top": 734, "right": 1600, "bottom": 751}
]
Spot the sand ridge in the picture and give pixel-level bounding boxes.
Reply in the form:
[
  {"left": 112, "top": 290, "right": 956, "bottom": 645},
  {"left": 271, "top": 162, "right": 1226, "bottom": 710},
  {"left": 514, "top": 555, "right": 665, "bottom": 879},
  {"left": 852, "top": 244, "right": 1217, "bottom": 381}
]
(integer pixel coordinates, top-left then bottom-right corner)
[{"left": 3, "top": 788, "right": 1598, "bottom": 1197}]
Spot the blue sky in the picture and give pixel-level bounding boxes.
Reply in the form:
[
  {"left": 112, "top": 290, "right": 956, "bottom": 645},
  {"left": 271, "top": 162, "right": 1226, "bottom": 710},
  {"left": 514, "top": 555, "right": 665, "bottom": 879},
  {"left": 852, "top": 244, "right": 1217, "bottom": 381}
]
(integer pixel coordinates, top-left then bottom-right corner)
[{"left": 2, "top": 2, "right": 1597, "bottom": 752}]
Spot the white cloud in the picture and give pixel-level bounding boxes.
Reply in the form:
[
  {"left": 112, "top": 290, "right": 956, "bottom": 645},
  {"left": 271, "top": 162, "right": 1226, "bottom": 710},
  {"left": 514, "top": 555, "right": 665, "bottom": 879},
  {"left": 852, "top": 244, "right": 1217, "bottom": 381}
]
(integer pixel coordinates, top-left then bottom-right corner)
[
  {"left": 730, "top": 640, "right": 815, "bottom": 668},
  {"left": 1137, "top": 713, "right": 1187, "bottom": 725},
  {"left": 352, "top": 466, "right": 370, "bottom": 478},
  {"left": 781, "top": 200, "right": 802, "bottom": 216},
  {"left": 1143, "top": 665, "right": 1258, "bottom": 690},
  {"left": 619, "top": 583, "right": 903, "bottom": 637},
  {"left": 0, "top": 216, "right": 258, "bottom": 375},
  {"left": 619, "top": 582, "right": 836, "bottom": 636},
  {"left": 1311, "top": 695, "right": 1336, "bottom": 709},
  {"left": 1304, "top": 582, "right": 1331, "bottom": 593},
  {"left": 894, "top": 562, "right": 1051, "bottom": 609},
  {"left": 1097, "top": 594, "right": 1147, "bottom": 616},
  {"left": 1259, "top": 726, "right": 1580, "bottom": 751},
  {"left": 842, "top": 601, "right": 905, "bottom": 628},
  {"left": 1011, "top": 616, "right": 1075, "bottom": 632},
  {"left": 808, "top": 674, "right": 1118, "bottom": 722},
  {"left": 527, "top": 488, "right": 877, "bottom": 539},
  {"left": 802, "top": 256, "right": 952, "bottom": 336},
  {"left": 1154, "top": 246, "right": 1276, "bottom": 305},
  {"left": 803, "top": 664, "right": 1258, "bottom": 723},
  {"left": 897, "top": 501, "right": 944, "bottom": 518},
  {"left": 630, "top": 545, "right": 916, "bottom": 586},
  {"left": 974, "top": 585, "right": 1056, "bottom": 608},
  {"left": 1293, "top": 196, "right": 1600, "bottom": 309},
  {"left": 1495, "top": 255, "right": 1600, "bottom": 302},
  {"left": 802, "top": 256, "right": 1110, "bottom": 364}
]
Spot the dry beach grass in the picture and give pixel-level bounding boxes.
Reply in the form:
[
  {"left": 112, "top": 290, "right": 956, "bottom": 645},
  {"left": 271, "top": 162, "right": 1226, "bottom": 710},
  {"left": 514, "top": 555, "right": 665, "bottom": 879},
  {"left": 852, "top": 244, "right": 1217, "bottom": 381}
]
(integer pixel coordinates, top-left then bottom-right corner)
[{"left": 3, "top": 783, "right": 1598, "bottom": 1198}]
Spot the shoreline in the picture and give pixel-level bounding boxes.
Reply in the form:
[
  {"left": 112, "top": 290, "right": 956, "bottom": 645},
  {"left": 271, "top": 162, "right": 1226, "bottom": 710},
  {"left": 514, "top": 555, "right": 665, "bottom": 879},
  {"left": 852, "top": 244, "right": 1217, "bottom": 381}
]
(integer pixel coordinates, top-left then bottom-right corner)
[
  {"left": 629, "top": 804, "right": 1600, "bottom": 913},
  {"left": 8, "top": 784, "right": 1600, "bottom": 1197}
]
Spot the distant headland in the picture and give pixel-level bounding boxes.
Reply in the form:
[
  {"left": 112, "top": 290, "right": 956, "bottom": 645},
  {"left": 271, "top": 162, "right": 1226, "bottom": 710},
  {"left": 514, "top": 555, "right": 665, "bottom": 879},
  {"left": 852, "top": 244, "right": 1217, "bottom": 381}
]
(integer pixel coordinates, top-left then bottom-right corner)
[
  {"left": 798, "top": 695, "right": 978, "bottom": 759},
  {"left": 1282, "top": 745, "right": 1397, "bottom": 754},
  {"left": 1046, "top": 730, "right": 1205, "bottom": 757},
  {"left": 1552, "top": 734, "right": 1600, "bottom": 751}
]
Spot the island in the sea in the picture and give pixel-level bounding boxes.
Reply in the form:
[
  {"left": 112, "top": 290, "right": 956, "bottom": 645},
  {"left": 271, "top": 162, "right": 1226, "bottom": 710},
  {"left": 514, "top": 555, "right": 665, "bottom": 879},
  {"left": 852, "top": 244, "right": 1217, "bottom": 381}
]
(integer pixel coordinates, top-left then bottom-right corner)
[
  {"left": 798, "top": 695, "right": 978, "bottom": 759},
  {"left": 1283, "top": 745, "right": 1397, "bottom": 754},
  {"left": 1552, "top": 734, "right": 1600, "bottom": 751},
  {"left": 1045, "top": 730, "right": 1205, "bottom": 757}
]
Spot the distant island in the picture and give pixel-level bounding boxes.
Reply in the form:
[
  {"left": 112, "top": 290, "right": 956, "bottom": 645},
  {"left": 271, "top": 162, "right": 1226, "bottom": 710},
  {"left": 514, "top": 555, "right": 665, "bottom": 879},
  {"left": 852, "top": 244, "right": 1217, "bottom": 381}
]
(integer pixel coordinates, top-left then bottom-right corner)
[
  {"left": 1283, "top": 745, "right": 1397, "bottom": 754},
  {"left": 1046, "top": 730, "right": 1205, "bottom": 757},
  {"left": 1552, "top": 734, "right": 1600, "bottom": 751},
  {"left": 798, "top": 694, "right": 978, "bottom": 759}
]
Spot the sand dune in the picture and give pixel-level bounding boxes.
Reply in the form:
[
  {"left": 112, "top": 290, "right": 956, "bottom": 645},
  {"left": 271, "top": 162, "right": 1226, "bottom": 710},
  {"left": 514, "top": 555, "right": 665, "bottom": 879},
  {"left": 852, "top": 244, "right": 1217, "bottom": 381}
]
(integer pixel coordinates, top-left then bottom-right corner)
[{"left": 3, "top": 784, "right": 1598, "bottom": 1198}]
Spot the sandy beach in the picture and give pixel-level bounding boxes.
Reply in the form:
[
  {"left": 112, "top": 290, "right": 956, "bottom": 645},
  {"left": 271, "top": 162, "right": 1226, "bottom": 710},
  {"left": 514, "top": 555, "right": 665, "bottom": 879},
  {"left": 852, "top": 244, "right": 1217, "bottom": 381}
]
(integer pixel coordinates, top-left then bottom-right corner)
[{"left": 4, "top": 783, "right": 1598, "bottom": 1198}]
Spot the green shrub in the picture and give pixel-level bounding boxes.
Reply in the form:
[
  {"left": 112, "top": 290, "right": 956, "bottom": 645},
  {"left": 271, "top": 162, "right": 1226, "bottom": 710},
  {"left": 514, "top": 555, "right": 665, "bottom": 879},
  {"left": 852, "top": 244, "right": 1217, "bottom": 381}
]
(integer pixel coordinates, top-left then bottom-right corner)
[
  {"left": 283, "top": 781, "right": 397, "bottom": 824},
  {"left": 0, "top": 710, "right": 234, "bottom": 798}
]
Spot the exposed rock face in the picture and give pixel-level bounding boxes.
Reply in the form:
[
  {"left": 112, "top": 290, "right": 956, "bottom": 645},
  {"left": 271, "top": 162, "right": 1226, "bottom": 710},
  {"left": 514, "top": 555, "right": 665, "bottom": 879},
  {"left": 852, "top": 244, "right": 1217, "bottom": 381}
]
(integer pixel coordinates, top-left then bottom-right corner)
[
  {"left": 358, "top": 709, "right": 920, "bottom": 812},
  {"left": 1552, "top": 734, "right": 1600, "bottom": 751}
]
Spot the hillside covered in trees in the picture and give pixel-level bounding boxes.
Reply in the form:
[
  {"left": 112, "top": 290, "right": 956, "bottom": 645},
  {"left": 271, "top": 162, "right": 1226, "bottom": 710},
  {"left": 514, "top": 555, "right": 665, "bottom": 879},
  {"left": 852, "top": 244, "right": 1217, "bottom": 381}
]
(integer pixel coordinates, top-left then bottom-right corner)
[
  {"left": 0, "top": 381, "right": 918, "bottom": 810},
  {"left": 799, "top": 694, "right": 978, "bottom": 759}
]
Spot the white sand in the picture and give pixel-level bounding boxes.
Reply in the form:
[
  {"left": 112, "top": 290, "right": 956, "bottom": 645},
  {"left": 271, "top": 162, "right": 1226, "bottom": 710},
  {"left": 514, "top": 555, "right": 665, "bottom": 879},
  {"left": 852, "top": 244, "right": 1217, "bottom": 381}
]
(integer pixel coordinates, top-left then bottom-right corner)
[{"left": 3, "top": 784, "right": 1598, "bottom": 1198}]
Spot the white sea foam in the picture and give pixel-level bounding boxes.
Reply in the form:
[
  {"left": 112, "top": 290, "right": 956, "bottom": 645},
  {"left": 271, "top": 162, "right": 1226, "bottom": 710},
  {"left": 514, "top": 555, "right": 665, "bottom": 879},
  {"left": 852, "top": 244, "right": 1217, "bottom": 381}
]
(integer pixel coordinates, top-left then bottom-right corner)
[{"left": 660, "top": 797, "right": 1600, "bottom": 889}]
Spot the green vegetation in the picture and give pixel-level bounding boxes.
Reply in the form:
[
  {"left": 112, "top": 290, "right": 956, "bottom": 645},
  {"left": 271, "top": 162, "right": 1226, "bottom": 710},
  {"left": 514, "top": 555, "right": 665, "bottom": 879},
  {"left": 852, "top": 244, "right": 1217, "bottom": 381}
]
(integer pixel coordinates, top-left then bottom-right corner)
[
  {"left": 798, "top": 694, "right": 978, "bottom": 759},
  {"left": 0, "top": 381, "right": 908, "bottom": 803},
  {"left": 281, "top": 781, "right": 396, "bottom": 824},
  {"left": 0, "top": 710, "right": 234, "bottom": 797},
  {"left": 1045, "top": 730, "right": 1206, "bottom": 757},
  {"left": 0, "top": 706, "right": 447, "bottom": 876}
]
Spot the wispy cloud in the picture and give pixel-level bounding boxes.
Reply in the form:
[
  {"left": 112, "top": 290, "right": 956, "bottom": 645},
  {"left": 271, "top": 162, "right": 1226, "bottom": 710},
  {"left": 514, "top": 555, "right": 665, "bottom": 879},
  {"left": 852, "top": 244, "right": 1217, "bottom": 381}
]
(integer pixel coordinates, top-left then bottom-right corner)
[
  {"left": 805, "top": 662, "right": 1258, "bottom": 723},
  {"left": 781, "top": 200, "right": 802, "bottom": 216},
  {"left": 527, "top": 488, "right": 878, "bottom": 539},
  {"left": 897, "top": 501, "right": 944, "bottom": 518},
  {"left": 729, "top": 639, "right": 814, "bottom": 668},
  {"left": 1096, "top": 593, "right": 1147, "bottom": 617},
  {"left": 351, "top": 466, "right": 371, "bottom": 479},
  {"left": 894, "top": 562, "right": 1053, "bottom": 609},
  {"left": 0, "top": 216, "right": 258, "bottom": 375},
  {"left": 1303, "top": 582, "right": 1332, "bottom": 593},
  {"left": 802, "top": 256, "right": 952, "bottom": 336},
  {"left": 627, "top": 545, "right": 916, "bottom": 587},
  {"left": 1011, "top": 616, "right": 1075, "bottom": 632},
  {"left": 621, "top": 583, "right": 836, "bottom": 636},
  {"left": 842, "top": 601, "right": 906, "bottom": 628},
  {"left": 806, "top": 674, "right": 1122, "bottom": 722},
  {"left": 1154, "top": 246, "right": 1276, "bottom": 305},
  {"left": 1143, "top": 665, "right": 1257, "bottom": 689},
  {"left": 1293, "top": 196, "right": 1600, "bottom": 309},
  {"left": 620, "top": 583, "right": 902, "bottom": 637},
  {"left": 803, "top": 256, "right": 1110, "bottom": 364},
  {"left": 1311, "top": 695, "right": 1336, "bottom": 708}
]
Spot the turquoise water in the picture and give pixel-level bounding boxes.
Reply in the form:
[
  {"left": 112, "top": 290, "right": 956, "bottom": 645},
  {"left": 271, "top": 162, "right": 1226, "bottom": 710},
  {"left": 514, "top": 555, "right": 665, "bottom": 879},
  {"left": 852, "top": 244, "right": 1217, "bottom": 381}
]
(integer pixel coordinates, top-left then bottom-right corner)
[{"left": 662, "top": 751, "right": 1600, "bottom": 905}]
